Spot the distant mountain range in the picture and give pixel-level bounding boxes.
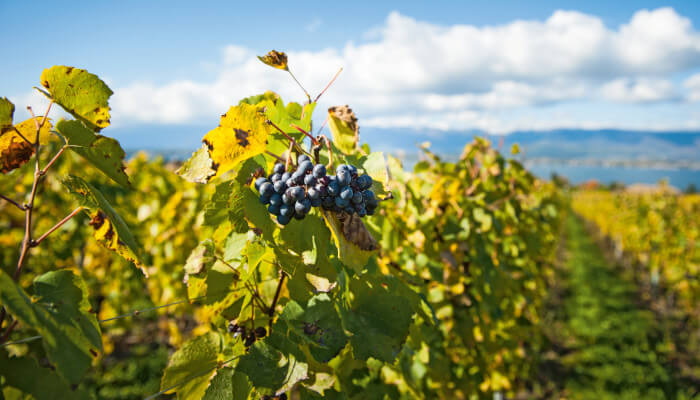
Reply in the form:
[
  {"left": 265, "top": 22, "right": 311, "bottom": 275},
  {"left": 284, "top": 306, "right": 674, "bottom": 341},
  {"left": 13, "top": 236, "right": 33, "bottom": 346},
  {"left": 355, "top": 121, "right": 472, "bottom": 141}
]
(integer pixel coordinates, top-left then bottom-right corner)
[{"left": 114, "top": 124, "right": 700, "bottom": 163}]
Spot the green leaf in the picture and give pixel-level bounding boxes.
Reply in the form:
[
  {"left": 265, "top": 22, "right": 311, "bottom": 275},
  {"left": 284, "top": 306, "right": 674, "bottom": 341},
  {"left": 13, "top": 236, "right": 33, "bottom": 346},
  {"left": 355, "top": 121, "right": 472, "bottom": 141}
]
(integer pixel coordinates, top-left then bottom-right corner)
[
  {"left": 473, "top": 208, "right": 492, "bottom": 232},
  {"left": 184, "top": 240, "right": 217, "bottom": 276},
  {"left": 237, "top": 340, "right": 308, "bottom": 396},
  {"left": 202, "top": 367, "right": 253, "bottom": 400},
  {"left": 204, "top": 181, "right": 275, "bottom": 241},
  {"left": 63, "top": 175, "right": 145, "bottom": 273},
  {"left": 327, "top": 106, "right": 359, "bottom": 154},
  {"left": 281, "top": 294, "right": 348, "bottom": 363},
  {"left": 161, "top": 332, "right": 222, "bottom": 399},
  {"left": 361, "top": 151, "right": 388, "bottom": 195},
  {"left": 0, "top": 97, "right": 14, "bottom": 129},
  {"left": 40, "top": 65, "right": 113, "bottom": 131},
  {"left": 177, "top": 144, "right": 217, "bottom": 183},
  {"left": 55, "top": 119, "right": 130, "bottom": 187},
  {"left": 0, "top": 269, "right": 101, "bottom": 385},
  {"left": 339, "top": 277, "right": 414, "bottom": 362},
  {"left": 0, "top": 352, "right": 94, "bottom": 400}
]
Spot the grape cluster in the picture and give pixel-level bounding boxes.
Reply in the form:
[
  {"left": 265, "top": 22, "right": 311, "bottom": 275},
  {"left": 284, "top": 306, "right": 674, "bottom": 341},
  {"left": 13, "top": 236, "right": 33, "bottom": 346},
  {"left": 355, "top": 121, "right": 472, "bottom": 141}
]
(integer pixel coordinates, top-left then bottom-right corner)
[
  {"left": 255, "top": 154, "right": 378, "bottom": 225},
  {"left": 228, "top": 322, "right": 266, "bottom": 348}
]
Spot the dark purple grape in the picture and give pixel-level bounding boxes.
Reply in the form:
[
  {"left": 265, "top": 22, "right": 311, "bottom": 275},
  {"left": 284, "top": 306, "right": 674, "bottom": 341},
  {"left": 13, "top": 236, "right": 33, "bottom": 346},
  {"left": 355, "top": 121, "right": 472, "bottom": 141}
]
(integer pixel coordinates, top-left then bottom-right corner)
[
  {"left": 259, "top": 182, "right": 274, "bottom": 197},
  {"left": 277, "top": 214, "right": 291, "bottom": 225},
  {"left": 288, "top": 186, "right": 305, "bottom": 202},
  {"left": 348, "top": 165, "right": 358, "bottom": 176},
  {"left": 304, "top": 174, "right": 316, "bottom": 186},
  {"left": 352, "top": 191, "right": 363, "bottom": 204},
  {"left": 322, "top": 197, "right": 335, "bottom": 208},
  {"left": 254, "top": 177, "right": 267, "bottom": 191},
  {"left": 313, "top": 164, "right": 326, "bottom": 178},
  {"left": 282, "top": 193, "right": 293, "bottom": 205},
  {"left": 357, "top": 174, "right": 372, "bottom": 190},
  {"left": 297, "top": 154, "right": 311, "bottom": 164},
  {"left": 273, "top": 180, "right": 287, "bottom": 193},
  {"left": 320, "top": 175, "right": 330, "bottom": 185},
  {"left": 362, "top": 190, "right": 375, "bottom": 203},
  {"left": 269, "top": 193, "right": 282, "bottom": 206},
  {"left": 336, "top": 164, "right": 350, "bottom": 174},
  {"left": 315, "top": 184, "right": 328, "bottom": 197},
  {"left": 357, "top": 206, "right": 367, "bottom": 217},
  {"left": 254, "top": 327, "right": 267, "bottom": 338},
  {"left": 281, "top": 172, "right": 291, "bottom": 182},
  {"left": 310, "top": 197, "right": 322, "bottom": 207},
  {"left": 280, "top": 204, "right": 294, "bottom": 217},
  {"left": 273, "top": 162, "right": 285, "bottom": 174},
  {"left": 335, "top": 196, "right": 349, "bottom": 208},
  {"left": 308, "top": 187, "right": 320, "bottom": 200},
  {"left": 260, "top": 194, "right": 271, "bottom": 205},
  {"left": 339, "top": 187, "right": 353, "bottom": 201},
  {"left": 345, "top": 206, "right": 355, "bottom": 214},
  {"left": 293, "top": 213, "right": 305, "bottom": 220},
  {"left": 295, "top": 198, "right": 311, "bottom": 215},
  {"left": 298, "top": 160, "right": 313, "bottom": 174},
  {"left": 328, "top": 179, "right": 340, "bottom": 196},
  {"left": 270, "top": 173, "right": 282, "bottom": 183},
  {"left": 337, "top": 170, "right": 352, "bottom": 187},
  {"left": 268, "top": 204, "right": 281, "bottom": 215},
  {"left": 286, "top": 178, "right": 296, "bottom": 188}
]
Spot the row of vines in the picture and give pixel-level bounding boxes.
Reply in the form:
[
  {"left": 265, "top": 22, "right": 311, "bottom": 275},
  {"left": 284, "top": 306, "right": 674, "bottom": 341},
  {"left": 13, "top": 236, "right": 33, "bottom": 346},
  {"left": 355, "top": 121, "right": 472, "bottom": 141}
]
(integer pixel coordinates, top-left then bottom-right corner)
[
  {"left": 572, "top": 189, "right": 700, "bottom": 388},
  {"left": 1, "top": 53, "right": 562, "bottom": 399}
]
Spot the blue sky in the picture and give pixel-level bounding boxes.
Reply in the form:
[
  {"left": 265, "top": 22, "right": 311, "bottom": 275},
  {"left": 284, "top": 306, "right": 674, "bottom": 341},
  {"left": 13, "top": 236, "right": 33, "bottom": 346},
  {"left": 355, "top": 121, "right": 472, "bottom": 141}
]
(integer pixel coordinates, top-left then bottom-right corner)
[{"left": 2, "top": 1, "right": 700, "bottom": 150}]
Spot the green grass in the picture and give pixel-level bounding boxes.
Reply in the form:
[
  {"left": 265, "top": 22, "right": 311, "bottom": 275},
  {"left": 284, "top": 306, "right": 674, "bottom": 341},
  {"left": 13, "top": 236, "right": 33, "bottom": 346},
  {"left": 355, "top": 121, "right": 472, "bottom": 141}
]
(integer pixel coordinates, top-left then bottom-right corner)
[{"left": 555, "top": 214, "right": 679, "bottom": 400}]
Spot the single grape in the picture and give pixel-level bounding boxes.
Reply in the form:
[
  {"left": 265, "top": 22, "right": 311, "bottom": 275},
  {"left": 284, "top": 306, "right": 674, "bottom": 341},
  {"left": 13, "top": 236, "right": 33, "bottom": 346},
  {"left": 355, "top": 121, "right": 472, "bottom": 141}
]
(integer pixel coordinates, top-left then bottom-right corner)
[
  {"left": 315, "top": 183, "right": 328, "bottom": 197},
  {"left": 254, "top": 327, "right": 267, "bottom": 338},
  {"left": 273, "top": 162, "right": 285, "bottom": 174},
  {"left": 259, "top": 182, "right": 274, "bottom": 197},
  {"left": 335, "top": 196, "right": 349, "bottom": 208},
  {"left": 286, "top": 178, "right": 296, "bottom": 188},
  {"left": 357, "top": 174, "right": 373, "bottom": 190},
  {"left": 268, "top": 203, "right": 281, "bottom": 215},
  {"left": 255, "top": 177, "right": 267, "bottom": 191},
  {"left": 281, "top": 172, "right": 291, "bottom": 182},
  {"left": 348, "top": 165, "right": 358, "bottom": 176},
  {"left": 270, "top": 173, "right": 282, "bottom": 183},
  {"left": 337, "top": 169, "right": 352, "bottom": 187},
  {"left": 288, "top": 186, "right": 305, "bottom": 202},
  {"left": 277, "top": 214, "right": 291, "bottom": 225},
  {"left": 295, "top": 198, "right": 311, "bottom": 215},
  {"left": 356, "top": 206, "right": 367, "bottom": 217},
  {"left": 293, "top": 213, "right": 305, "bottom": 220},
  {"left": 312, "top": 164, "right": 326, "bottom": 178},
  {"left": 336, "top": 164, "right": 350, "bottom": 174},
  {"left": 304, "top": 174, "right": 316, "bottom": 186},
  {"left": 269, "top": 193, "right": 282, "bottom": 206},
  {"left": 280, "top": 204, "right": 294, "bottom": 217},
  {"left": 362, "top": 190, "right": 375, "bottom": 203},
  {"left": 259, "top": 194, "right": 271, "bottom": 205},
  {"left": 319, "top": 175, "right": 330, "bottom": 185},
  {"left": 307, "top": 187, "right": 320, "bottom": 200},
  {"left": 366, "top": 207, "right": 376, "bottom": 216},
  {"left": 322, "top": 197, "right": 335, "bottom": 208},
  {"left": 328, "top": 179, "right": 340, "bottom": 196},
  {"left": 291, "top": 170, "right": 305, "bottom": 184},
  {"left": 352, "top": 191, "right": 363, "bottom": 204},
  {"left": 345, "top": 205, "right": 355, "bottom": 214},
  {"left": 339, "top": 186, "right": 353, "bottom": 201},
  {"left": 297, "top": 154, "right": 311, "bottom": 164},
  {"left": 282, "top": 193, "right": 294, "bottom": 205},
  {"left": 273, "top": 180, "right": 287, "bottom": 194},
  {"left": 310, "top": 197, "right": 322, "bottom": 207},
  {"left": 298, "top": 160, "right": 313, "bottom": 174}
]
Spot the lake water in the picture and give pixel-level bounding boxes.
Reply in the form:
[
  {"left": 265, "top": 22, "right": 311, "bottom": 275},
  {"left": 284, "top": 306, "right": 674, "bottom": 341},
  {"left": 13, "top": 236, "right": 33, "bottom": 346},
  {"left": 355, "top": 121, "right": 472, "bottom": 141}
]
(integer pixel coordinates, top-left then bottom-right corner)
[{"left": 528, "top": 164, "right": 700, "bottom": 189}]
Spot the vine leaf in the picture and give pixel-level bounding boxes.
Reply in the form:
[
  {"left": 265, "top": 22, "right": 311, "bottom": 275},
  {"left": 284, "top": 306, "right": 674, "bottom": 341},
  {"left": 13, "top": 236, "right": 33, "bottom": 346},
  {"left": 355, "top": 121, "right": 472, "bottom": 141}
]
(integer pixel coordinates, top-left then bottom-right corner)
[
  {"left": 161, "top": 332, "right": 222, "bottom": 399},
  {"left": 0, "top": 116, "right": 54, "bottom": 174},
  {"left": 63, "top": 175, "right": 145, "bottom": 274},
  {"left": 55, "top": 119, "right": 130, "bottom": 187},
  {"left": 280, "top": 294, "right": 348, "bottom": 363},
  {"left": 257, "top": 50, "right": 289, "bottom": 70},
  {"left": 0, "top": 96, "right": 14, "bottom": 128},
  {"left": 40, "top": 65, "right": 113, "bottom": 131},
  {"left": 339, "top": 276, "right": 414, "bottom": 362},
  {"left": 200, "top": 103, "right": 272, "bottom": 181},
  {"left": 0, "top": 269, "right": 102, "bottom": 385},
  {"left": 176, "top": 144, "right": 217, "bottom": 183},
  {"left": 203, "top": 181, "right": 275, "bottom": 242},
  {"left": 237, "top": 340, "right": 308, "bottom": 396},
  {"left": 202, "top": 367, "right": 253, "bottom": 400},
  {"left": 0, "top": 352, "right": 94, "bottom": 400},
  {"left": 327, "top": 105, "right": 359, "bottom": 154},
  {"left": 361, "top": 151, "right": 389, "bottom": 195},
  {"left": 321, "top": 211, "right": 378, "bottom": 272}
]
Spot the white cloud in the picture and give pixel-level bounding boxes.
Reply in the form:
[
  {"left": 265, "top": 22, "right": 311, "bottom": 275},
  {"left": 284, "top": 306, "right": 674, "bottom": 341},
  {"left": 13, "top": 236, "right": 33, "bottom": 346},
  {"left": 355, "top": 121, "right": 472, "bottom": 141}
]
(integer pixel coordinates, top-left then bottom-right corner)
[
  {"left": 684, "top": 73, "right": 700, "bottom": 102},
  {"left": 105, "top": 7, "right": 700, "bottom": 132},
  {"left": 600, "top": 77, "right": 675, "bottom": 103}
]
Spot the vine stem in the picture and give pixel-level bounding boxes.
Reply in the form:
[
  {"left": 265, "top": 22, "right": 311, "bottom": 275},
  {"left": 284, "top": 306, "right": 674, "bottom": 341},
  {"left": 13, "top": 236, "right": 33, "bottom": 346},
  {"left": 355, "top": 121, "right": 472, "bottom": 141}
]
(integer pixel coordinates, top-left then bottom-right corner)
[
  {"left": 314, "top": 67, "right": 343, "bottom": 103},
  {"left": 31, "top": 207, "right": 83, "bottom": 247},
  {"left": 319, "top": 135, "right": 334, "bottom": 169},
  {"left": 268, "top": 271, "right": 287, "bottom": 333},
  {"left": 0, "top": 193, "right": 25, "bottom": 211},
  {"left": 40, "top": 145, "right": 67, "bottom": 176},
  {"left": 286, "top": 69, "right": 311, "bottom": 104},
  {"left": 265, "top": 151, "right": 285, "bottom": 163},
  {"left": 291, "top": 124, "right": 318, "bottom": 145},
  {"left": 0, "top": 321, "right": 18, "bottom": 344}
]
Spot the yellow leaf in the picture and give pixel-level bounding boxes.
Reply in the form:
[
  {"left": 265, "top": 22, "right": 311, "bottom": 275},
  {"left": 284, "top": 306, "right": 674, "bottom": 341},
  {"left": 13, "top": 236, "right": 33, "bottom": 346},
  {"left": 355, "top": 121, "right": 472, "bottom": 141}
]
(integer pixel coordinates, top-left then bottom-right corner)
[
  {"left": 202, "top": 103, "right": 272, "bottom": 180},
  {"left": 88, "top": 210, "right": 144, "bottom": 275},
  {"left": 327, "top": 105, "right": 359, "bottom": 154},
  {"left": 257, "top": 50, "right": 289, "bottom": 70},
  {"left": 0, "top": 117, "right": 53, "bottom": 173}
]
